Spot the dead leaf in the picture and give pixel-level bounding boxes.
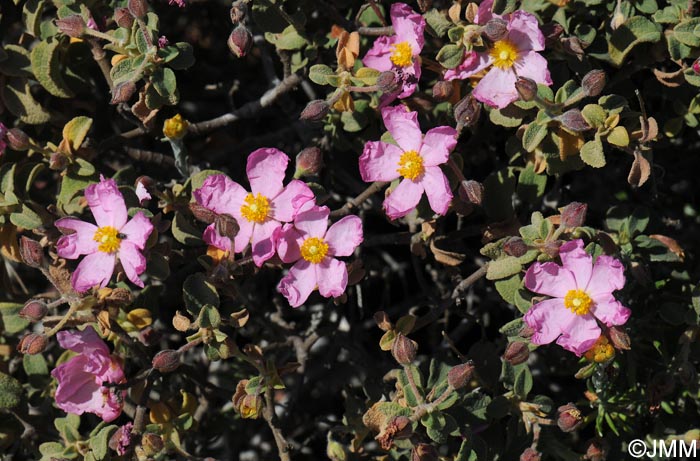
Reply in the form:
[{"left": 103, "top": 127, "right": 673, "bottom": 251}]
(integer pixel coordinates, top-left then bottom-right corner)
[
  {"left": 627, "top": 149, "right": 651, "bottom": 187},
  {"left": 649, "top": 234, "right": 684, "bottom": 260}
]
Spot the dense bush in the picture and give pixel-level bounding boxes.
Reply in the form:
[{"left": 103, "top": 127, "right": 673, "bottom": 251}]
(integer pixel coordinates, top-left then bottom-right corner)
[{"left": 1, "top": 0, "right": 700, "bottom": 460}]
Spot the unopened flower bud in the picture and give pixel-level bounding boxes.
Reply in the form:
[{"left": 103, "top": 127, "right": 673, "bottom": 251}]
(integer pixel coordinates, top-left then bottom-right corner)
[
  {"left": 376, "top": 70, "right": 400, "bottom": 94},
  {"left": 140, "top": 433, "right": 164, "bottom": 456},
  {"left": 55, "top": 15, "right": 87, "bottom": 38},
  {"left": 173, "top": 311, "right": 192, "bottom": 331},
  {"left": 163, "top": 114, "right": 188, "bottom": 140},
  {"left": 581, "top": 69, "right": 606, "bottom": 97},
  {"left": 503, "top": 341, "right": 529, "bottom": 365},
  {"left": 520, "top": 448, "right": 542, "bottom": 461},
  {"left": 239, "top": 394, "right": 263, "bottom": 419},
  {"left": 432, "top": 80, "right": 453, "bottom": 102},
  {"left": 454, "top": 94, "right": 481, "bottom": 128},
  {"left": 114, "top": 8, "right": 135, "bottom": 28},
  {"left": 127, "top": 0, "right": 148, "bottom": 19},
  {"left": 515, "top": 77, "right": 538, "bottom": 102},
  {"left": 111, "top": 81, "right": 137, "bottom": 105},
  {"left": 19, "top": 236, "right": 44, "bottom": 268},
  {"left": 18, "top": 333, "right": 48, "bottom": 355},
  {"left": 608, "top": 326, "right": 631, "bottom": 350},
  {"left": 49, "top": 152, "right": 68, "bottom": 170},
  {"left": 560, "top": 202, "right": 587, "bottom": 228},
  {"left": 693, "top": 58, "right": 700, "bottom": 75},
  {"left": 6, "top": 128, "right": 30, "bottom": 151},
  {"left": 230, "top": 0, "right": 248, "bottom": 24},
  {"left": 461, "top": 180, "right": 483, "bottom": 205},
  {"left": 412, "top": 443, "right": 439, "bottom": 461},
  {"left": 215, "top": 213, "right": 239, "bottom": 240},
  {"left": 503, "top": 237, "right": 528, "bottom": 257},
  {"left": 558, "top": 109, "right": 591, "bottom": 132},
  {"left": 300, "top": 100, "right": 330, "bottom": 121},
  {"left": 542, "top": 240, "right": 562, "bottom": 258},
  {"left": 584, "top": 438, "right": 607, "bottom": 461},
  {"left": 447, "top": 361, "right": 475, "bottom": 389},
  {"left": 391, "top": 334, "right": 417, "bottom": 365},
  {"left": 152, "top": 349, "right": 181, "bottom": 373},
  {"left": 228, "top": 25, "right": 253, "bottom": 58},
  {"left": 556, "top": 403, "right": 583, "bottom": 432},
  {"left": 483, "top": 18, "right": 508, "bottom": 41},
  {"left": 20, "top": 299, "right": 48, "bottom": 322},
  {"left": 295, "top": 147, "right": 324, "bottom": 177},
  {"left": 189, "top": 203, "right": 217, "bottom": 224}
]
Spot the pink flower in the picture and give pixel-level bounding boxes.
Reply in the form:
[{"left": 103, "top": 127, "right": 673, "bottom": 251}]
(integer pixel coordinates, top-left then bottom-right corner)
[
  {"left": 56, "top": 176, "right": 154, "bottom": 293},
  {"left": 51, "top": 326, "right": 125, "bottom": 422},
  {"left": 362, "top": 3, "right": 425, "bottom": 102},
  {"left": 359, "top": 106, "right": 456, "bottom": 219},
  {"left": 444, "top": 3, "right": 551, "bottom": 109},
  {"left": 193, "top": 148, "right": 314, "bottom": 267},
  {"left": 523, "top": 240, "right": 631, "bottom": 356},
  {"left": 158, "top": 35, "right": 170, "bottom": 49},
  {"left": 276, "top": 204, "right": 363, "bottom": 307}
]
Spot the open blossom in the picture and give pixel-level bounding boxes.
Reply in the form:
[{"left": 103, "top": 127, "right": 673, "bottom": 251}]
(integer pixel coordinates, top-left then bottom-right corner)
[
  {"left": 194, "top": 148, "right": 314, "bottom": 267},
  {"left": 359, "top": 106, "right": 456, "bottom": 219},
  {"left": 276, "top": 204, "right": 363, "bottom": 307},
  {"left": 56, "top": 176, "right": 153, "bottom": 293},
  {"left": 523, "top": 240, "right": 631, "bottom": 356},
  {"left": 51, "top": 327, "right": 125, "bottom": 422},
  {"left": 444, "top": 0, "right": 551, "bottom": 109},
  {"left": 362, "top": 3, "right": 425, "bottom": 102}
]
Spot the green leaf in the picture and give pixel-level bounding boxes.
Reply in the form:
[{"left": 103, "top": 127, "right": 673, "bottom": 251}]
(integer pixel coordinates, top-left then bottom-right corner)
[
  {"left": 606, "top": 126, "right": 629, "bottom": 147},
  {"left": 494, "top": 274, "right": 523, "bottom": 305},
  {"left": 1, "top": 77, "right": 51, "bottom": 125},
  {"left": 673, "top": 18, "right": 700, "bottom": 47},
  {"left": 424, "top": 9, "right": 452, "bottom": 37},
  {"left": 55, "top": 414, "right": 81, "bottom": 443},
  {"left": 0, "top": 372, "right": 22, "bottom": 409},
  {"left": 10, "top": 203, "right": 43, "bottom": 229},
  {"left": 499, "top": 318, "right": 524, "bottom": 337},
  {"left": 580, "top": 137, "right": 606, "bottom": 168},
  {"left": 171, "top": 212, "right": 203, "bottom": 246},
  {"left": 31, "top": 38, "right": 75, "bottom": 98},
  {"left": 197, "top": 304, "right": 221, "bottom": 329},
  {"left": 22, "top": 0, "right": 46, "bottom": 37},
  {"left": 486, "top": 257, "right": 522, "bottom": 281},
  {"left": 183, "top": 273, "right": 220, "bottom": 316},
  {"left": 161, "top": 42, "right": 195, "bottom": 70},
  {"left": 492, "top": 0, "right": 517, "bottom": 15},
  {"left": 88, "top": 425, "right": 117, "bottom": 461},
  {"left": 398, "top": 366, "right": 424, "bottom": 407},
  {"left": 62, "top": 116, "right": 93, "bottom": 153},
  {"left": 581, "top": 104, "right": 607, "bottom": 128},
  {"left": 110, "top": 56, "right": 145, "bottom": 86},
  {"left": 436, "top": 44, "right": 465, "bottom": 69},
  {"left": 268, "top": 25, "right": 307, "bottom": 50},
  {"left": 517, "top": 163, "right": 547, "bottom": 203},
  {"left": 0, "top": 302, "right": 30, "bottom": 334},
  {"left": 0, "top": 45, "right": 33, "bottom": 77},
  {"left": 513, "top": 366, "right": 533, "bottom": 399},
  {"left": 150, "top": 67, "right": 179, "bottom": 104},
  {"left": 308, "top": 64, "right": 334, "bottom": 85},
  {"left": 351, "top": 67, "right": 380, "bottom": 86},
  {"left": 522, "top": 122, "right": 548, "bottom": 152},
  {"left": 608, "top": 16, "right": 661, "bottom": 66}
]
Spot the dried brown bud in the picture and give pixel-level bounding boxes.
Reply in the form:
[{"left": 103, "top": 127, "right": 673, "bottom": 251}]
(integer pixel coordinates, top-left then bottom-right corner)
[
  {"left": 18, "top": 333, "right": 48, "bottom": 355},
  {"left": 386, "top": 415, "right": 412, "bottom": 440},
  {"left": 215, "top": 213, "right": 239, "bottom": 240},
  {"left": 515, "top": 77, "right": 538, "bottom": 102},
  {"left": 584, "top": 438, "right": 608, "bottom": 461},
  {"left": 114, "top": 7, "right": 135, "bottom": 28},
  {"left": 503, "top": 341, "right": 529, "bottom": 366},
  {"left": 49, "top": 152, "right": 68, "bottom": 171},
  {"left": 295, "top": 147, "right": 324, "bottom": 177},
  {"left": 230, "top": 0, "right": 248, "bottom": 24},
  {"left": 6, "top": 128, "right": 30, "bottom": 151},
  {"left": 503, "top": 237, "right": 528, "bottom": 257},
  {"left": 608, "top": 326, "right": 631, "bottom": 350},
  {"left": 391, "top": 333, "right": 417, "bottom": 365},
  {"left": 432, "top": 80, "right": 453, "bottom": 102},
  {"left": 152, "top": 349, "right": 181, "bottom": 373},
  {"left": 376, "top": 70, "right": 400, "bottom": 94},
  {"left": 140, "top": 433, "right": 164, "bottom": 456},
  {"left": 228, "top": 25, "right": 253, "bottom": 58},
  {"left": 461, "top": 180, "right": 484, "bottom": 205},
  {"left": 19, "top": 236, "right": 44, "bottom": 268},
  {"left": 374, "top": 311, "right": 392, "bottom": 331},
  {"left": 454, "top": 94, "right": 481, "bottom": 128},
  {"left": 105, "top": 287, "right": 132, "bottom": 307},
  {"left": 520, "top": 448, "right": 542, "bottom": 461},
  {"left": 55, "top": 15, "right": 87, "bottom": 38},
  {"left": 483, "top": 18, "right": 508, "bottom": 41},
  {"left": 412, "top": 443, "right": 439, "bottom": 461},
  {"left": 20, "top": 299, "right": 48, "bottom": 322},
  {"left": 127, "top": 0, "right": 148, "bottom": 19},
  {"left": 581, "top": 69, "right": 606, "bottom": 97},
  {"left": 189, "top": 203, "right": 217, "bottom": 224},
  {"left": 556, "top": 403, "right": 583, "bottom": 432},
  {"left": 111, "top": 81, "right": 137, "bottom": 105},
  {"left": 173, "top": 311, "right": 192, "bottom": 331},
  {"left": 558, "top": 109, "right": 591, "bottom": 132},
  {"left": 447, "top": 361, "right": 475, "bottom": 389},
  {"left": 300, "top": 100, "right": 330, "bottom": 122},
  {"left": 238, "top": 394, "right": 263, "bottom": 419},
  {"left": 560, "top": 202, "right": 588, "bottom": 228}
]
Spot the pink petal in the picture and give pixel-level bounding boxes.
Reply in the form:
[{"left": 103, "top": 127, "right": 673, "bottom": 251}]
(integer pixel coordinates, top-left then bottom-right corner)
[
  {"left": 383, "top": 177, "right": 424, "bottom": 219},
  {"left": 294, "top": 204, "right": 330, "bottom": 239},
  {"left": 420, "top": 126, "right": 457, "bottom": 166},
  {"left": 71, "top": 251, "right": 116, "bottom": 293},
  {"left": 119, "top": 241, "right": 147, "bottom": 288},
  {"left": 120, "top": 212, "right": 153, "bottom": 250},
  {"left": 85, "top": 177, "right": 128, "bottom": 229},
  {"left": 513, "top": 51, "right": 552, "bottom": 86},
  {"left": 269, "top": 179, "right": 314, "bottom": 222},
  {"left": 524, "top": 261, "right": 576, "bottom": 298},
  {"left": 277, "top": 224, "right": 303, "bottom": 263},
  {"left": 444, "top": 51, "right": 492, "bottom": 81},
  {"left": 247, "top": 148, "right": 288, "bottom": 198},
  {"left": 316, "top": 257, "right": 348, "bottom": 298},
  {"left": 55, "top": 218, "right": 98, "bottom": 259},
  {"left": 193, "top": 174, "right": 247, "bottom": 219},
  {"left": 56, "top": 326, "right": 109, "bottom": 355},
  {"left": 472, "top": 67, "right": 518, "bottom": 109},
  {"left": 558, "top": 240, "right": 593, "bottom": 289},
  {"left": 250, "top": 219, "right": 281, "bottom": 267},
  {"left": 555, "top": 315, "right": 601, "bottom": 356},
  {"left": 586, "top": 255, "right": 625, "bottom": 297},
  {"left": 390, "top": 3, "right": 425, "bottom": 53},
  {"left": 277, "top": 260, "right": 316, "bottom": 308},
  {"left": 232, "top": 218, "right": 254, "bottom": 253},
  {"left": 381, "top": 106, "right": 423, "bottom": 152},
  {"left": 325, "top": 215, "right": 363, "bottom": 257},
  {"left": 507, "top": 10, "right": 545, "bottom": 52},
  {"left": 474, "top": 0, "right": 495, "bottom": 24},
  {"left": 421, "top": 166, "right": 452, "bottom": 215},
  {"left": 396, "top": 61, "right": 421, "bottom": 99},
  {"left": 524, "top": 298, "right": 572, "bottom": 346},
  {"left": 98, "top": 388, "right": 125, "bottom": 422},
  {"left": 590, "top": 294, "right": 631, "bottom": 326},
  {"left": 362, "top": 36, "right": 395, "bottom": 72},
  {"left": 202, "top": 223, "right": 231, "bottom": 252},
  {"left": 135, "top": 182, "right": 151, "bottom": 204},
  {"left": 359, "top": 141, "right": 403, "bottom": 182}
]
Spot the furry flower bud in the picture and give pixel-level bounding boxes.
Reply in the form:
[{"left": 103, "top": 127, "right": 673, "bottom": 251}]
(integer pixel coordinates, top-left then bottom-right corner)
[
  {"left": 503, "top": 341, "right": 529, "bottom": 366},
  {"left": 6, "top": 128, "right": 30, "bottom": 151},
  {"left": 111, "top": 81, "right": 137, "bottom": 105},
  {"left": 515, "top": 77, "right": 537, "bottom": 102},
  {"left": 377, "top": 71, "right": 400, "bottom": 94},
  {"left": 483, "top": 18, "right": 508, "bottom": 41},
  {"left": 432, "top": 81, "right": 454, "bottom": 102},
  {"left": 300, "top": 100, "right": 330, "bottom": 121},
  {"left": 228, "top": 25, "right": 253, "bottom": 58},
  {"left": 56, "top": 15, "right": 87, "bottom": 38},
  {"left": 560, "top": 202, "right": 588, "bottom": 228},
  {"left": 152, "top": 349, "right": 181, "bottom": 373},
  {"left": 114, "top": 8, "right": 135, "bottom": 28},
  {"left": 18, "top": 333, "right": 48, "bottom": 355},
  {"left": 127, "top": 0, "right": 148, "bottom": 19},
  {"left": 295, "top": 147, "right": 324, "bottom": 177},
  {"left": 503, "top": 237, "right": 528, "bottom": 257},
  {"left": 391, "top": 334, "right": 417, "bottom": 365},
  {"left": 20, "top": 236, "right": 44, "bottom": 268},
  {"left": 20, "top": 299, "right": 48, "bottom": 322},
  {"left": 447, "top": 361, "right": 475, "bottom": 389},
  {"left": 581, "top": 69, "right": 606, "bottom": 97},
  {"left": 556, "top": 403, "right": 583, "bottom": 432},
  {"left": 520, "top": 448, "right": 542, "bottom": 461},
  {"left": 454, "top": 94, "right": 481, "bottom": 128}
]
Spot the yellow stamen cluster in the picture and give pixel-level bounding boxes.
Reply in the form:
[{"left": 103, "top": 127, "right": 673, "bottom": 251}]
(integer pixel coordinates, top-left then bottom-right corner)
[
  {"left": 564, "top": 289, "right": 593, "bottom": 316},
  {"left": 390, "top": 41, "right": 413, "bottom": 67},
  {"left": 163, "top": 114, "right": 189, "bottom": 140},
  {"left": 584, "top": 336, "right": 615, "bottom": 363},
  {"left": 397, "top": 150, "right": 424, "bottom": 181},
  {"left": 490, "top": 39, "right": 519, "bottom": 70},
  {"left": 93, "top": 226, "right": 122, "bottom": 254},
  {"left": 240, "top": 193, "right": 270, "bottom": 224},
  {"left": 300, "top": 237, "right": 329, "bottom": 264}
]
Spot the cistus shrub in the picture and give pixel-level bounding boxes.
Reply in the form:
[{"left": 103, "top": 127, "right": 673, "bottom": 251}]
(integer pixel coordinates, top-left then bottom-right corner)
[{"left": 1, "top": 0, "right": 700, "bottom": 460}]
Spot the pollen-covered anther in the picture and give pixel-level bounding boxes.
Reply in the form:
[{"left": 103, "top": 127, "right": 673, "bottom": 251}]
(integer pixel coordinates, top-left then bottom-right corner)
[
  {"left": 300, "top": 237, "right": 329, "bottom": 264},
  {"left": 396, "top": 150, "right": 425, "bottom": 181},
  {"left": 240, "top": 193, "right": 270, "bottom": 223},
  {"left": 93, "top": 226, "right": 122, "bottom": 254},
  {"left": 564, "top": 289, "right": 593, "bottom": 315},
  {"left": 390, "top": 41, "right": 413, "bottom": 67},
  {"left": 490, "top": 39, "right": 518, "bottom": 69}
]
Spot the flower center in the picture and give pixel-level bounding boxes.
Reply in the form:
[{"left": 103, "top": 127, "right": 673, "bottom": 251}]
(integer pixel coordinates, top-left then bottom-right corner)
[
  {"left": 240, "top": 193, "right": 270, "bottom": 224},
  {"left": 584, "top": 336, "right": 615, "bottom": 363},
  {"left": 93, "top": 226, "right": 122, "bottom": 254},
  {"left": 397, "top": 150, "right": 424, "bottom": 181},
  {"left": 300, "top": 237, "right": 329, "bottom": 264},
  {"left": 564, "top": 289, "right": 593, "bottom": 316},
  {"left": 490, "top": 39, "right": 518, "bottom": 69},
  {"left": 390, "top": 41, "right": 413, "bottom": 67}
]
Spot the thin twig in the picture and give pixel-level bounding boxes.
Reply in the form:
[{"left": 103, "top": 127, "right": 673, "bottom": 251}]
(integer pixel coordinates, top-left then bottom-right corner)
[
  {"left": 263, "top": 386, "right": 292, "bottom": 461},
  {"left": 330, "top": 181, "right": 388, "bottom": 218},
  {"left": 87, "top": 39, "right": 113, "bottom": 90},
  {"left": 357, "top": 26, "right": 394, "bottom": 36}
]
